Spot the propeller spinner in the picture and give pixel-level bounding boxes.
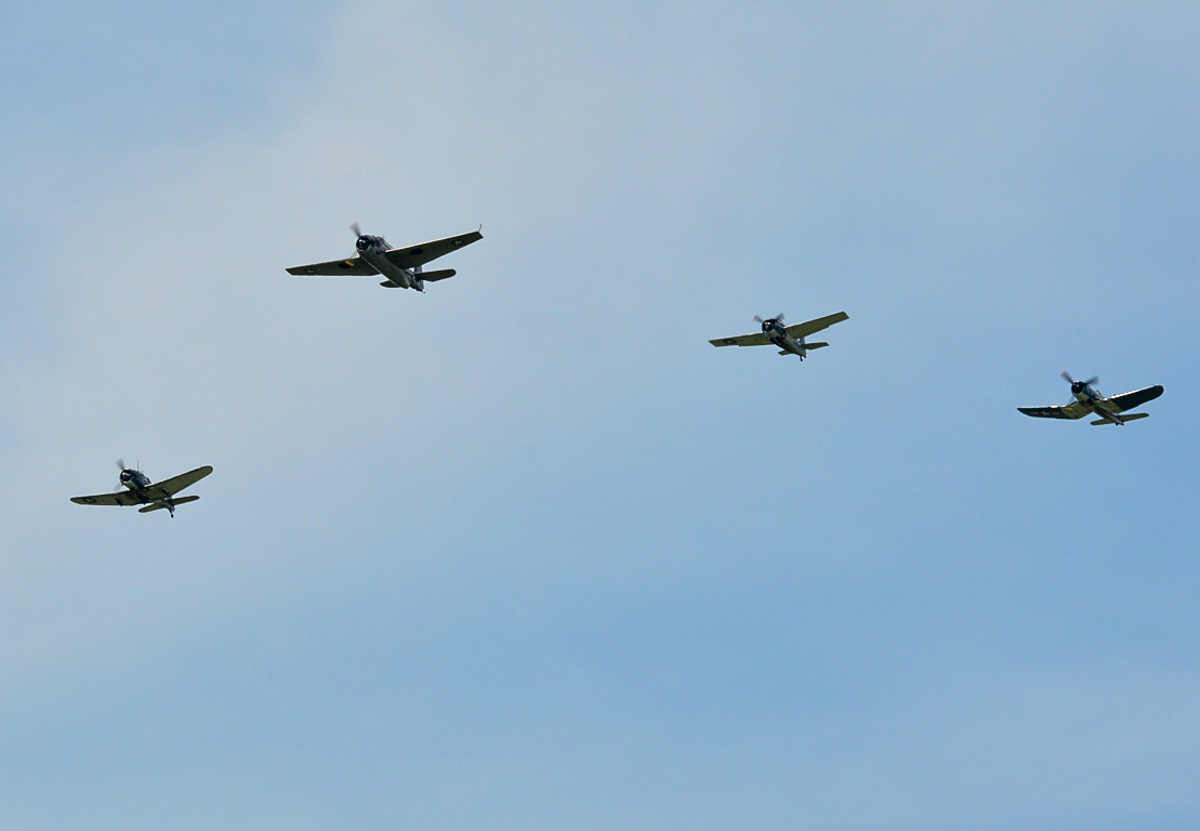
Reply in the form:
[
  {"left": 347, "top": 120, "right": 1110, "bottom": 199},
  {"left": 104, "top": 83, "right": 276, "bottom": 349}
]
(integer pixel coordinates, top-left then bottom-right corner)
[
  {"left": 116, "top": 459, "right": 133, "bottom": 489},
  {"left": 1060, "top": 370, "right": 1098, "bottom": 397},
  {"left": 351, "top": 221, "right": 384, "bottom": 253},
  {"left": 753, "top": 313, "right": 785, "bottom": 332}
]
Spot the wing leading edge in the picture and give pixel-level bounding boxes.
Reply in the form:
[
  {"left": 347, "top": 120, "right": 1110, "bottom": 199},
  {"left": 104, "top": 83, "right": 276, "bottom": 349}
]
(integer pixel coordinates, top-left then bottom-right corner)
[
  {"left": 383, "top": 230, "right": 483, "bottom": 269},
  {"left": 148, "top": 465, "right": 214, "bottom": 499},
  {"left": 1017, "top": 404, "right": 1088, "bottom": 420},
  {"left": 1109, "top": 385, "right": 1164, "bottom": 412},
  {"left": 785, "top": 311, "right": 849, "bottom": 338},
  {"left": 286, "top": 258, "right": 378, "bottom": 276},
  {"left": 709, "top": 332, "right": 772, "bottom": 347}
]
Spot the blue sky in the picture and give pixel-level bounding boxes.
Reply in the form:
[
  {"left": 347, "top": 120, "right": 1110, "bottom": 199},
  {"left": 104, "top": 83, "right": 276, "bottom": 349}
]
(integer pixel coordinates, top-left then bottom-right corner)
[{"left": 1, "top": 2, "right": 1198, "bottom": 829}]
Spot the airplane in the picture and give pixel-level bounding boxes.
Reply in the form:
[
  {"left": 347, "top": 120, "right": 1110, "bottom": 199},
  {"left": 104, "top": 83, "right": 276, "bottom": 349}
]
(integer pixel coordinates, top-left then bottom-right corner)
[
  {"left": 285, "top": 223, "right": 483, "bottom": 291},
  {"left": 71, "top": 460, "right": 213, "bottom": 517},
  {"left": 1018, "top": 371, "right": 1164, "bottom": 426},
  {"left": 709, "top": 311, "right": 849, "bottom": 359}
]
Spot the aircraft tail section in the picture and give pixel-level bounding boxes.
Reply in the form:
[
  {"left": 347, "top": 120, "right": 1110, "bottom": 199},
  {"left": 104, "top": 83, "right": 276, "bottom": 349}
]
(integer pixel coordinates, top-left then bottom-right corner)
[
  {"left": 805, "top": 342, "right": 829, "bottom": 350},
  {"left": 1090, "top": 412, "right": 1150, "bottom": 425},
  {"left": 138, "top": 495, "right": 201, "bottom": 513},
  {"left": 419, "top": 268, "right": 456, "bottom": 282}
]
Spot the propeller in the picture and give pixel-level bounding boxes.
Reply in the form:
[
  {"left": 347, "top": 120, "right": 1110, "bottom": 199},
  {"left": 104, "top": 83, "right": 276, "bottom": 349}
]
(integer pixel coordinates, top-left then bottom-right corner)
[
  {"left": 1060, "top": 370, "right": 1099, "bottom": 386},
  {"left": 1060, "top": 370, "right": 1098, "bottom": 400},
  {"left": 351, "top": 221, "right": 376, "bottom": 252},
  {"left": 753, "top": 313, "right": 786, "bottom": 330}
]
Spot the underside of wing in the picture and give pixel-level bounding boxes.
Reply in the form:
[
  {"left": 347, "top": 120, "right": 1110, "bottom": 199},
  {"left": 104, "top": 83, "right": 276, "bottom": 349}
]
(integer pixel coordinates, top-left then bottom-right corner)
[
  {"left": 1017, "top": 403, "right": 1087, "bottom": 420},
  {"left": 147, "top": 465, "right": 214, "bottom": 499},
  {"left": 71, "top": 491, "right": 139, "bottom": 507},
  {"left": 286, "top": 257, "right": 378, "bottom": 276},
  {"left": 384, "top": 230, "right": 483, "bottom": 269},
  {"left": 1109, "top": 384, "right": 1164, "bottom": 412},
  {"left": 785, "top": 311, "right": 849, "bottom": 339},
  {"left": 709, "top": 332, "right": 772, "bottom": 347}
]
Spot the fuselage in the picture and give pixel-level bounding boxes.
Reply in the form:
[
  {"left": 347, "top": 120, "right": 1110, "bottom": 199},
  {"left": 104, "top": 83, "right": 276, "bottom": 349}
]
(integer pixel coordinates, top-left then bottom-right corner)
[
  {"left": 357, "top": 236, "right": 423, "bottom": 291},
  {"left": 120, "top": 469, "right": 151, "bottom": 490},
  {"left": 121, "top": 468, "right": 178, "bottom": 513},
  {"left": 762, "top": 320, "right": 807, "bottom": 358},
  {"left": 1071, "top": 384, "right": 1124, "bottom": 424}
]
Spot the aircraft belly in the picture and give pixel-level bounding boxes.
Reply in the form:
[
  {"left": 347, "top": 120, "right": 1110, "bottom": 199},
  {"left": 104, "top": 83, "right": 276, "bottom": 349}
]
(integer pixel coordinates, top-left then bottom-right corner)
[{"left": 365, "top": 252, "right": 410, "bottom": 288}]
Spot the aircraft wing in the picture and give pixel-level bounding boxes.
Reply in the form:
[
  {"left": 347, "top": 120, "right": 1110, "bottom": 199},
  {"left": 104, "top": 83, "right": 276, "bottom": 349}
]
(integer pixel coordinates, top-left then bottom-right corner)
[
  {"left": 1109, "top": 384, "right": 1164, "bottom": 412},
  {"left": 146, "top": 465, "right": 214, "bottom": 499},
  {"left": 286, "top": 257, "right": 378, "bottom": 276},
  {"left": 1017, "top": 403, "right": 1089, "bottom": 420},
  {"left": 709, "top": 331, "right": 772, "bottom": 347},
  {"left": 71, "top": 490, "right": 143, "bottom": 507},
  {"left": 383, "top": 230, "right": 483, "bottom": 269},
  {"left": 785, "top": 311, "right": 849, "bottom": 339}
]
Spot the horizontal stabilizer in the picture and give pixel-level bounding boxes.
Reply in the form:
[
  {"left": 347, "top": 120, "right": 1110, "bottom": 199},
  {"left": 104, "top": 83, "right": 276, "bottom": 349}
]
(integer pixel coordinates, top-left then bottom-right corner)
[
  {"left": 1091, "top": 412, "right": 1150, "bottom": 425},
  {"left": 138, "top": 495, "right": 201, "bottom": 513},
  {"left": 379, "top": 280, "right": 401, "bottom": 288},
  {"left": 420, "top": 268, "right": 456, "bottom": 282},
  {"left": 805, "top": 342, "right": 829, "bottom": 350}
]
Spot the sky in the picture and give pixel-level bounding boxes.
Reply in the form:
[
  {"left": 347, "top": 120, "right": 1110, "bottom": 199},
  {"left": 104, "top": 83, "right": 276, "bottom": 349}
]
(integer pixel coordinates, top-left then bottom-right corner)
[{"left": 1, "top": 1, "right": 1198, "bottom": 828}]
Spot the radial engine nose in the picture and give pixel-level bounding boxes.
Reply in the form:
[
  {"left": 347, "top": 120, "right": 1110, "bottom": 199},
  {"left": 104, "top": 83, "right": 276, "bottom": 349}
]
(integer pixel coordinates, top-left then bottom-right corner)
[
  {"left": 1071, "top": 381, "right": 1085, "bottom": 395},
  {"left": 120, "top": 469, "right": 132, "bottom": 483},
  {"left": 355, "top": 236, "right": 370, "bottom": 251}
]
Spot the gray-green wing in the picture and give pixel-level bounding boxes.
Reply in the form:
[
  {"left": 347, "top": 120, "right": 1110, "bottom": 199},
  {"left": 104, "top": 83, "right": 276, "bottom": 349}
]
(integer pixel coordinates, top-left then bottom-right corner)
[
  {"left": 383, "top": 231, "right": 483, "bottom": 269},
  {"left": 146, "top": 466, "right": 213, "bottom": 499},
  {"left": 1109, "top": 385, "right": 1164, "bottom": 412},
  {"left": 1017, "top": 403, "right": 1088, "bottom": 420},
  {"left": 785, "top": 311, "right": 849, "bottom": 339},
  {"left": 709, "top": 331, "right": 772, "bottom": 347},
  {"left": 286, "top": 257, "right": 378, "bottom": 276},
  {"left": 72, "top": 490, "right": 142, "bottom": 507}
]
